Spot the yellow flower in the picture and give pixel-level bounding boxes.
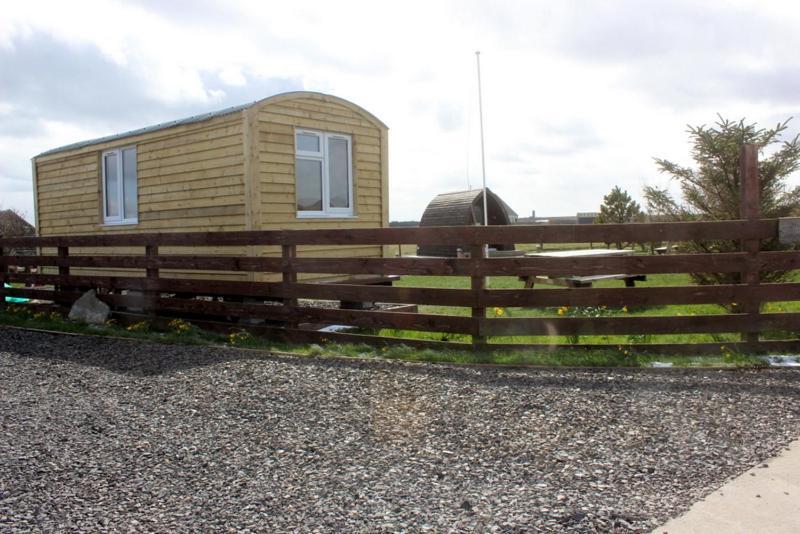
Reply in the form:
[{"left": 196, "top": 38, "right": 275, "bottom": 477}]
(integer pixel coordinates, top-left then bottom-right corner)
[
  {"left": 168, "top": 318, "right": 193, "bottom": 334},
  {"left": 494, "top": 307, "right": 506, "bottom": 317},
  {"left": 228, "top": 330, "right": 252, "bottom": 345},
  {"left": 622, "top": 306, "right": 628, "bottom": 313},
  {"left": 126, "top": 321, "right": 150, "bottom": 332},
  {"left": 557, "top": 307, "right": 566, "bottom": 316}
]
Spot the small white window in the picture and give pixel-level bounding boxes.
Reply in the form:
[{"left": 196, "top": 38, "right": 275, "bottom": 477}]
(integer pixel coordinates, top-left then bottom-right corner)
[
  {"left": 295, "top": 130, "right": 353, "bottom": 217},
  {"left": 102, "top": 147, "right": 138, "bottom": 224}
]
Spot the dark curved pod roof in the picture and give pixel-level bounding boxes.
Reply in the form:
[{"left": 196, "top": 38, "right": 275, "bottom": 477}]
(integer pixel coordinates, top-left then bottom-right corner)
[{"left": 417, "top": 188, "right": 516, "bottom": 257}]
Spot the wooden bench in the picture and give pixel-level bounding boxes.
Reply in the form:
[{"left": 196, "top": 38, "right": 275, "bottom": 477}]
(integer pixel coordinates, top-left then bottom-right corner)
[
  {"left": 519, "top": 273, "right": 647, "bottom": 288},
  {"left": 520, "top": 248, "right": 646, "bottom": 289}
]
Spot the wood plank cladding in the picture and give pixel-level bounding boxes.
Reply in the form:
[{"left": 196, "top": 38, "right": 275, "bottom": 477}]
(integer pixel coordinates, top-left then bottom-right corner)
[
  {"left": 256, "top": 94, "right": 387, "bottom": 275},
  {"left": 35, "top": 114, "right": 245, "bottom": 237}
]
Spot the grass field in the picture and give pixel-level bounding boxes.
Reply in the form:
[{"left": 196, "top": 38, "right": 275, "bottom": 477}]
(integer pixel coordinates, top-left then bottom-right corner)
[
  {"left": 0, "top": 305, "right": 765, "bottom": 368},
  {"left": 375, "top": 271, "right": 800, "bottom": 346}
]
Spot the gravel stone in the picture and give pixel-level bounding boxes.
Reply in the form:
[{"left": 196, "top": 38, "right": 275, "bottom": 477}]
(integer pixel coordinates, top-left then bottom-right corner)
[{"left": 1, "top": 327, "right": 799, "bottom": 532}]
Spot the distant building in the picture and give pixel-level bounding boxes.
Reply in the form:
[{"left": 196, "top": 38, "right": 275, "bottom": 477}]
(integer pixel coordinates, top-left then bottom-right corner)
[
  {"left": 576, "top": 212, "right": 599, "bottom": 224},
  {"left": 516, "top": 211, "right": 599, "bottom": 225},
  {"left": 0, "top": 209, "right": 35, "bottom": 256}
]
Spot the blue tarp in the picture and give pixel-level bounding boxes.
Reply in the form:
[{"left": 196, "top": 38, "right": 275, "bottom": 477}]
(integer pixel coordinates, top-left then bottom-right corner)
[{"left": 3, "top": 283, "right": 29, "bottom": 303}]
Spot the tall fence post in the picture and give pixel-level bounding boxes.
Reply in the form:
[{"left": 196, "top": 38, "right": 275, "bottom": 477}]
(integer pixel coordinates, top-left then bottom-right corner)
[
  {"left": 144, "top": 244, "right": 159, "bottom": 316},
  {"left": 282, "top": 244, "right": 298, "bottom": 328},
  {"left": 740, "top": 143, "right": 761, "bottom": 345},
  {"left": 471, "top": 243, "right": 487, "bottom": 350}
]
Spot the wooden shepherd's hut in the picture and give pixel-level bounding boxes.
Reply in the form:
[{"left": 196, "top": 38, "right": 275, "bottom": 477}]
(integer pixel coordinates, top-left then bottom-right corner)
[
  {"left": 417, "top": 188, "right": 517, "bottom": 257},
  {"left": 31, "top": 91, "right": 389, "bottom": 282}
]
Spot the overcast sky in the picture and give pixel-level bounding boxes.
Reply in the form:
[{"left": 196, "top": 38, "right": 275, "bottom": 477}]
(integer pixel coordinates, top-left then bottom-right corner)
[{"left": 2, "top": 0, "right": 800, "bottom": 223}]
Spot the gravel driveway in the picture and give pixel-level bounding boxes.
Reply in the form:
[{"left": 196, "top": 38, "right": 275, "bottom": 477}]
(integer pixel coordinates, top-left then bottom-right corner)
[{"left": 1, "top": 327, "right": 799, "bottom": 532}]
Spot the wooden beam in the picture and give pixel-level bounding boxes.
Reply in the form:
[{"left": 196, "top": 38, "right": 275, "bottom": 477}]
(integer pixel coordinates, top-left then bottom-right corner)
[
  {"left": 380, "top": 126, "right": 390, "bottom": 258},
  {"left": 109, "top": 296, "right": 474, "bottom": 334},
  {"left": 740, "top": 143, "right": 761, "bottom": 343},
  {"left": 471, "top": 243, "right": 487, "bottom": 349},
  {"left": 482, "top": 283, "right": 800, "bottom": 308},
  {"left": 480, "top": 312, "right": 800, "bottom": 337},
  {"left": 145, "top": 244, "right": 159, "bottom": 315},
  {"left": 30, "top": 159, "right": 40, "bottom": 237},
  {"left": 242, "top": 107, "right": 261, "bottom": 283},
  {"left": 0, "top": 219, "right": 779, "bottom": 248}
]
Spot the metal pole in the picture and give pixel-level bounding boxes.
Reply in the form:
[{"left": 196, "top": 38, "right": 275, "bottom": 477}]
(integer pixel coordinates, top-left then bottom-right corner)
[{"left": 476, "top": 51, "right": 488, "bottom": 229}]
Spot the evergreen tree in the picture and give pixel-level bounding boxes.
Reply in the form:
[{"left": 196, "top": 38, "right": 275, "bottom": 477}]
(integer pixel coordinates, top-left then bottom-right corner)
[
  {"left": 644, "top": 116, "right": 800, "bottom": 285},
  {"left": 596, "top": 186, "right": 643, "bottom": 249}
]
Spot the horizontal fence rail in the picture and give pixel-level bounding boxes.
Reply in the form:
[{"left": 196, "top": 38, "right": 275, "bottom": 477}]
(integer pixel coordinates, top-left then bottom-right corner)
[
  {"left": 3, "top": 250, "right": 800, "bottom": 276},
  {"left": 2, "top": 219, "right": 800, "bottom": 354},
  {"left": 0, "top": 219, "right": 780, "bottom": 248}
]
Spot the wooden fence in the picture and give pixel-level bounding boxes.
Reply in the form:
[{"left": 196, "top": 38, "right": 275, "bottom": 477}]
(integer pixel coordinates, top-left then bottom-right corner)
[{"left": 2, "top": 145, "right": 800, "bottom": 354}]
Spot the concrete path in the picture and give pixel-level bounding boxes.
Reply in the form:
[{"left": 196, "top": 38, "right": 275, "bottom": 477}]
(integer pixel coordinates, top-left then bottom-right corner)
[{"left": 654, "top": 438, "right": 800, "bottom": 533}]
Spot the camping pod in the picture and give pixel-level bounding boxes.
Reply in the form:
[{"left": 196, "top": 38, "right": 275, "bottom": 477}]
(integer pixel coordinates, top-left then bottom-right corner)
[{"left": 417, "top": 188, "right": 517, "bottom": 257}]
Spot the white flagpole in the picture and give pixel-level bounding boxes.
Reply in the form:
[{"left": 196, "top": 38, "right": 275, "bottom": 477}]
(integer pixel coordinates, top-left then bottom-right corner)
[{"left": 476, "top": 51, "right": 488, "bottom": 228}]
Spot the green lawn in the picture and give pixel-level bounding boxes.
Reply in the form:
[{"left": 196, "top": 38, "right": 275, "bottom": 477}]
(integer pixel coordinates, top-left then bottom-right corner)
[
  {"left": 376, "top": 271, "right": 800, "bottom": 345},
  {"left": 3, "top": 258, "right": 798, "bottom": 364},
  {"left": 0, "top": 306, "right": 765, "bottom": 368}
]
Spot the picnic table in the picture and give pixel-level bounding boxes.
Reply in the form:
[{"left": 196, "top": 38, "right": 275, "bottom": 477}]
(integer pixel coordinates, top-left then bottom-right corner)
[{"left": 519, "top": 248, "right": 646, "bottom": 288}]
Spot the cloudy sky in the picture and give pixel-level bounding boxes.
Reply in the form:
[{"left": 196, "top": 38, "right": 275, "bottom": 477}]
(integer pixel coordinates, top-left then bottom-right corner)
[{"left": 2, "top": 0, "right": 800, "bottom": 223}]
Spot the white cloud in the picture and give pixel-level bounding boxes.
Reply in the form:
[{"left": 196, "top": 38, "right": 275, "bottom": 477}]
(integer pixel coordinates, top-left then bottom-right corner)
[{"left": 1, "top": 0, "right": 799, "bottom": 221}]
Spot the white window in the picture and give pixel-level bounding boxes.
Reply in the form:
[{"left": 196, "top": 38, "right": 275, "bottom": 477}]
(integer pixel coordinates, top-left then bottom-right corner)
[
  {"left": 102, "top": 146, "right": 138, "bottom": 224},
  {"left": 295, "top": 130, "right": 353, "bottom": 217}
]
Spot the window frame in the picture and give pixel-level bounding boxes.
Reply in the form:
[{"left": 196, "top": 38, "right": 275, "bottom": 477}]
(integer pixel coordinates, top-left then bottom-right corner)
[
  {"left": 295, "top": 129, "right": 354, "bottom": 218},
  {"left": 101, "top": 145, "right": 138, "bottom": 225}
]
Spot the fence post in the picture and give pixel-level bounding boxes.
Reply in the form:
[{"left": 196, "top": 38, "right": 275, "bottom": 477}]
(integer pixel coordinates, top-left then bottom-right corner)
[
  {"left": 282, "top": 244, "right": 297, "bottom": 328},
  {"left": 56, "top": 245, "right": 71, "bottom": 307},
  {"left": 739, "top": 143, "right": 761, "bottom": 345},
  {"left": 145, "top": 244, "right": 159, "bottom": 316},
  {"left": 471, "top": 243, "right": 487, "bottom": 350},
  {"left": 0, "top": 244, "right": 7, "bottom": 311}
]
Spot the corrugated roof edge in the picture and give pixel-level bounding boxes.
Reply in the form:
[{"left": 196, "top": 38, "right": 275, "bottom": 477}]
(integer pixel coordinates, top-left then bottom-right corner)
[
  {"left": 35, "top": 101, "right": 254, "bottom": 158},
  {"left": 35, "top": 91, "right": 388, "bottom": 158}
]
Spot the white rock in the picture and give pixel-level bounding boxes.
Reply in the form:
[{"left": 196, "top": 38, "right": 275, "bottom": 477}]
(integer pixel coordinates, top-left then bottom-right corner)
[{"left": 68, "top": 289, "right": 111, "bottom": 325}]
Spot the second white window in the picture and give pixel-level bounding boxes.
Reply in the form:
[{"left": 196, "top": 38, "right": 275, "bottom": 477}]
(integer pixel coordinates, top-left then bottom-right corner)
[{"left": 296, "top": 130, "right": 353, "bottom": 217}]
